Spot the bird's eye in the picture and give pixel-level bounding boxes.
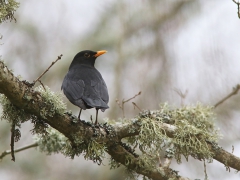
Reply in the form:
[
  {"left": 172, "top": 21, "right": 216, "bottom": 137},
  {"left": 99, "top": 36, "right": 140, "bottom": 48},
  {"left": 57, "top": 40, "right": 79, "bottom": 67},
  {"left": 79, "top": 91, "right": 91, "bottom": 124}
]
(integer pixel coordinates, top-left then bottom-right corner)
[{"left": 84, "top": 53, "right": 90, "bottom": 58}]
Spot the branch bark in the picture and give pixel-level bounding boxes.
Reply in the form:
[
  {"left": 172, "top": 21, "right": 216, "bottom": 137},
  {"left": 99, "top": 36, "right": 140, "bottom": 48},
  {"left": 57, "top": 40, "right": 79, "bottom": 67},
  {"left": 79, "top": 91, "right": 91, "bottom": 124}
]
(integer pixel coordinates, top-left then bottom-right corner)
[
  {"left": 0, "top": 60, "right": 240, "bottom": 179},
  {"left": 0, "top": 61, "right": 185, "bottom": 179}
]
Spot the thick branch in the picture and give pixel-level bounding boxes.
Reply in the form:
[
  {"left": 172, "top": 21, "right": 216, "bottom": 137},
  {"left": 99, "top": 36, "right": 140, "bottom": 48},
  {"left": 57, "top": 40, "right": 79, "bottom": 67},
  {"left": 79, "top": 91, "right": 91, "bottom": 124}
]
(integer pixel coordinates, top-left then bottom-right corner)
[
  {"left": 107, "top": 144, "right": 190, "bottom": 180},
  {"left": 116, "top": 119, "right": 240, "bottom": 171},
  {"left": 0, "top": 60, "right": 240, "bottom": 179},
  {"left": 0, "top": 61, "right": 186, "bottom": 179}
]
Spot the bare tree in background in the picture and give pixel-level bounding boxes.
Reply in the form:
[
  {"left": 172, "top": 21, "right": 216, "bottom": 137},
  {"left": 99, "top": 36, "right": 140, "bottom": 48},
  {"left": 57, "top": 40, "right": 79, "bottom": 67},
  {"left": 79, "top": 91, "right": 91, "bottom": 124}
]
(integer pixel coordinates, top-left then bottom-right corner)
[{"left": 1, "top": 1, "right": 240, "bottom": 180}]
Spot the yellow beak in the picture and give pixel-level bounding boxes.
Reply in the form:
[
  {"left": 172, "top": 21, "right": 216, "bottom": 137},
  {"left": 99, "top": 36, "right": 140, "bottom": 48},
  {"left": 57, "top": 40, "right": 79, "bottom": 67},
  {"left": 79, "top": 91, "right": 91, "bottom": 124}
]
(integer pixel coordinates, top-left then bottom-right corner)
[{"left": 94, "top": 50, "right": 107, "bottom": 57}]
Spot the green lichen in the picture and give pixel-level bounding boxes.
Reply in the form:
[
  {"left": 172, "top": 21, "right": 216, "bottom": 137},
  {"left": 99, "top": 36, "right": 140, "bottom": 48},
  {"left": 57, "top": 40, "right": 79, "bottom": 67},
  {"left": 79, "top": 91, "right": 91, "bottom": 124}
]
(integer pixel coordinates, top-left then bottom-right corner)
[
  {"left": 0, "top": 92, "right": 50, "bottom": 140},
  {"left": 169, "top": 103, "right": 219, "bottom": 163},
  {"left": 109, "top": 157, "right": 121, "bottom": 169},
  {"left": 0, "top": 0, "right": 19, "bottom": 23},
  {"left": 34, "top": 126, "right": 106, "bottom": 165},
  {"left": 34, "top": 127, "right": 69, "bottom": 155},
  {"left": 62, "top": 136, "right": 106, "bottom": 165},
  {"left": 126, "top": 102, "right": 220, "bottom": 168},
  {"left": 84, "top": 140, "right": 106, "bottom": 164},
  {"left": 0, "top": 86, "right": 67, "bottom": 140},
  {"left": 0, "top": 94, "right": 33, "bottom": 126},
  {"left": 35, "top": 86, "right": 67, "bottom": 118},
  {"left": 124, "top": 168, "right": 139, "bottom": 180}
]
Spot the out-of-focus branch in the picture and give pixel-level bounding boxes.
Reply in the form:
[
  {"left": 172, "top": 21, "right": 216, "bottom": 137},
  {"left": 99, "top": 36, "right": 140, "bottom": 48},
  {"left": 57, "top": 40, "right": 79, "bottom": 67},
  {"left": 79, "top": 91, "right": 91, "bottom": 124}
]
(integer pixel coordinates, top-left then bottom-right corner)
[
  {"left": 116, "top": 91, "right": 141, "bottom": 117},
  {"left": 214, "top": 84, "right": 240, "bottom": 108},
  {"left": 0, "top": 143, "right": 38, "bottom": 161},
  {"left": 173, "top": 88, "right": 188, "bottom": 106},
  {"left": 10, "top": 122, "right": 15, "bottom": 161},
  {"left": 233, "top": 0, "right": 240, "bottom": 18}
]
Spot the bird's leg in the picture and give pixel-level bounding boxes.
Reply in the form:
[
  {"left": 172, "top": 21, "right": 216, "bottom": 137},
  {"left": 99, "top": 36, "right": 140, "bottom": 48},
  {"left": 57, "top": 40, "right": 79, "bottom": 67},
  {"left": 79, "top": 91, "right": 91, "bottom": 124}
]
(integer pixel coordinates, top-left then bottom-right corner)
[
  {"left": 78, "top": 109, "right": 82, "bottom": 120},
  {"left": 95, "top": 109, "right": 99, "bottom": 125}
]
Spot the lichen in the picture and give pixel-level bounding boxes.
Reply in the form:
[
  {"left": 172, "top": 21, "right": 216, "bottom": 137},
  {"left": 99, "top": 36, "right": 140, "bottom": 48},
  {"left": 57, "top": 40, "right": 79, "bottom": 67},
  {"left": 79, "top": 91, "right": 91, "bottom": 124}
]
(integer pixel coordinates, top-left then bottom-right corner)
[
  {"left": 34, "top": 127, "right": 69, "bottom": 155},
  {"left": 0, "top": 0, "right": 19, "bottom": 23},
  {"left": 35, "top": 86, "right": 67, "bottom": 118},
  {"left": 125, "top": 102, "right": 220, "bottom": 169},
  {"left": 0, "top": 94, "right": 33, "bottom": 126},
  {"left": 109, "top": 157, "right": 121, "bottom": 169},
  {"left": 34, "top": 126, "right": 106, "bottom": 165},
  {"left": 169, "top": 103, "right": 219, "bottom": 163},
  {"left": 0, "top": 86, "right": 67, "bottom": 141}
]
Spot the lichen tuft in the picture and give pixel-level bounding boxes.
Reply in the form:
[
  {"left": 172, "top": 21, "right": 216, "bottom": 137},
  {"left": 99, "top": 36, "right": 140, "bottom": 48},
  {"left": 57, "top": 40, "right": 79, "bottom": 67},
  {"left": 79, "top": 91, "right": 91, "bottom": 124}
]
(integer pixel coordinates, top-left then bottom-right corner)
[
  {"left": 34, "top": 127, "right": 69, "bottom": 155},
  {"left": 35, "top": 86, "right": 67, "bottom": 118},
  {"left": 0, "top": 94, "right": 34, "bottom": 126},
  {"left": 125, "top": 102, "right": 220, "bottom": 168},
  {"left": 34, "top": 126, "right": 106, "bottom": 165}
]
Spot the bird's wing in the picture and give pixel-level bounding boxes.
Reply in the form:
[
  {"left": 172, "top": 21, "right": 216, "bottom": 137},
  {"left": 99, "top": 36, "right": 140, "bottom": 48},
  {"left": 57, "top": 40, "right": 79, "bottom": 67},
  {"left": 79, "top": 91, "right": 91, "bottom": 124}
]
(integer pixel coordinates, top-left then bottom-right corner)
[
  {"left": 80, "top": 79, "right": 109, "bottom": 109},
  {"left": 99, "top": 79, "right": 109, "bottom": 104},
  {"left": 61, "top": 74, "right": 85, "bottom": 103}
]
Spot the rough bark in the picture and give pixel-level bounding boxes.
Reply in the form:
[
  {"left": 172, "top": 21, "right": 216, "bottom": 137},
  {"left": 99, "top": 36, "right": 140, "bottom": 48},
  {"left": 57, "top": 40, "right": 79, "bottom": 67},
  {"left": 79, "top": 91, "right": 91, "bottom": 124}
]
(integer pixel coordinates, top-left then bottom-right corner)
[{"left": 0, "top": 61, "right": 239, "bottom": 179}]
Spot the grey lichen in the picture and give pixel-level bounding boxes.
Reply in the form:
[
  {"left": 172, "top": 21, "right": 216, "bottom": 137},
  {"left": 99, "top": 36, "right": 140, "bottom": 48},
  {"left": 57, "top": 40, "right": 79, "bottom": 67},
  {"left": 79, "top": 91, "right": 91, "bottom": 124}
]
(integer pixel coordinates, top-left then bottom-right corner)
[
  {"left": 126, "top": 102, "right": 220, "bottom": 169},
  {"left": 170, "top": 103, "right": 219, "bottom": 162},
  {"left": 35, "top": 86, "right": 67, "bottom": 118},
  {"left": 0, "top": 85, "right": 67, "bottom": 140},
  {"left": 0, "top": 83, "right": 221, "bottom": 179},
  {"left": 63, "top": 134, "right": 106, "bottom": 165},
  {"left": 0, "top": 0, "right": 19, "bottom": 23},
  {"left": 34, "top": 127, "right": 69, "bottom": 155},
  {"left": 0, "top": 94, "right": 33, "bottom": 127},
  {"left": 34, "top": 126, "right": 106, "bottom": 165}
]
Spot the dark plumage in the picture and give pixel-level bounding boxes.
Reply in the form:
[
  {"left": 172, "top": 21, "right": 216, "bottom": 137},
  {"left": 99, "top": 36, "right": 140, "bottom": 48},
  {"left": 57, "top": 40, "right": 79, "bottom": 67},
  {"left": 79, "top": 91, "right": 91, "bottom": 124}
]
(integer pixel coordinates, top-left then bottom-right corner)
[{"left": 61, "top": 50, "right": 109, "bottom": 124}]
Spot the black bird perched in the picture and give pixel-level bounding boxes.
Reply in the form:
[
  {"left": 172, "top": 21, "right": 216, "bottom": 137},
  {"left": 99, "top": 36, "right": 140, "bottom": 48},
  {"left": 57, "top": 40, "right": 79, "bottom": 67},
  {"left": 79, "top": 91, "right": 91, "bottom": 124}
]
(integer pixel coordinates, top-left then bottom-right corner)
[{"left": 61, "top": 50, "right": 109, "bottom": 124}]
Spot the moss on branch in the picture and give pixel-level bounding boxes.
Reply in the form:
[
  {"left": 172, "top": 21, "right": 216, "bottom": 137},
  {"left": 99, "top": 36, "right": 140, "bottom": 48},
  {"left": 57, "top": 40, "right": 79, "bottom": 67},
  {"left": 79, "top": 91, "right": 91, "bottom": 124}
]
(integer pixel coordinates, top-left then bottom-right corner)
[{"left": 1, "top": 60, "right": 240, "bottom": 180}]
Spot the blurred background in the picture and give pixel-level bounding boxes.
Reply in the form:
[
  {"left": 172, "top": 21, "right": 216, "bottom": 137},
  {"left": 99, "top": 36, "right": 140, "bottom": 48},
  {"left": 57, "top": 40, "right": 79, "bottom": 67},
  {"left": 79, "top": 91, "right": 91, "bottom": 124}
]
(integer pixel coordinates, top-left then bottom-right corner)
[{"left": 0, "top": 0, "right": 240, "bottom": 179}]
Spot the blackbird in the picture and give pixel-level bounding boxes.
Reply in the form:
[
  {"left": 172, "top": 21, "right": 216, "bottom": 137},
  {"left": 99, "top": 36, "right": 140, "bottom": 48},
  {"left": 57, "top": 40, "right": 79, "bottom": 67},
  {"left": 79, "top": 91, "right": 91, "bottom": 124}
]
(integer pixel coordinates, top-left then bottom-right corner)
[{"left": 61, "top": 50, "right": 109, "bottom": 124}]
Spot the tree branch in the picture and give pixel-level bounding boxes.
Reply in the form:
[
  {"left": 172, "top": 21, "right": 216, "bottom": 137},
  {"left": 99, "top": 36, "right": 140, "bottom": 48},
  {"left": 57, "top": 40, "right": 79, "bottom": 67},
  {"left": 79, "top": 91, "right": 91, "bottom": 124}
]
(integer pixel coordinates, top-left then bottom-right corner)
[
  {"left": 214, "top": 84, "right": 240, "bottom": 108},
  {"left": 233, "top": 0, "right": 240, "bottom": 18},
  {"left": 0, "top": 143, "right": 38, "bottom": 160},
  {"left": 116, "top": 118, "right": 240, "bottom": 171},
  {"left": 0, "top": 61, "right": 187, "bottom": 179},
  {"left": 10, "top": 122, "right": 15, "bottom": 161},
  {"left": 33, "top": 54, "right": 63, "bottom": 85},
  {"left": 1, "top": 60, "right": 240, "bottom": 179}
]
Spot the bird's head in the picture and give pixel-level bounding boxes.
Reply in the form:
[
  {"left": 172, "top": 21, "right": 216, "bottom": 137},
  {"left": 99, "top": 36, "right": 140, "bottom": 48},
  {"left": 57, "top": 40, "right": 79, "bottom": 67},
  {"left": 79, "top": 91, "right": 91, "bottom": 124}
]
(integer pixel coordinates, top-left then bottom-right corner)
[{"left": 70, "top": 50, "right": 107, "bottom": 68}]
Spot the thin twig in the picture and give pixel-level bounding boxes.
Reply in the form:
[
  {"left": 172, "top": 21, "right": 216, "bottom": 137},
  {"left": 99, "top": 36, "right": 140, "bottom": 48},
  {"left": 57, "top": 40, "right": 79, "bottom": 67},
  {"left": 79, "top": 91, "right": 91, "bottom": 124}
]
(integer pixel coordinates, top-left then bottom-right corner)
[
  {"left": 33, "top": 54, "right": 63, "bottom": 84},
  {"left": 123, "top": 91, "right": 141, "bottom": 104},
  {"left": 116, "top": 91, "right": 141, "bottom": 118},
  {"left": 0, "top": 143, "right": 38, "bottom": 161},
  {"left": 10, "top": 122, "right": 15, "bottom": 162},
  {"left": 203, "top": 160, "right": 208, "bottom": 180},
  {"left": 115, "top": 99, "right": 122, "bottom": 109},
  {"left": 173, "top": 88, "right": 188, "bottom": 106},
  {"left": 214, "top": 84, "right": 240, "bottom": 108},
  {"left": 132, "top": 102, "right": 142, "bottom": 111},
  {"left": 38, "top": 80, "right": 46, "bottom": 91},
  {"left": 233, "top": 0, "right": 240, "bottom": 18}
]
